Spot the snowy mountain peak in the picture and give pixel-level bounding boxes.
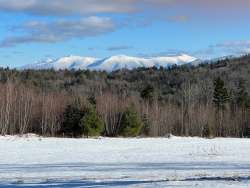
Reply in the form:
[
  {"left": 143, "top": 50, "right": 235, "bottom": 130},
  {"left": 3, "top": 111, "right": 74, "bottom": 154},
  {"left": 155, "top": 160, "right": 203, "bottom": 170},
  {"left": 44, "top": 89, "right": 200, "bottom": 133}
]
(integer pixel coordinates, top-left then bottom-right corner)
[{"left": 20, "top": 54, "right": 198, "bottom": 72}]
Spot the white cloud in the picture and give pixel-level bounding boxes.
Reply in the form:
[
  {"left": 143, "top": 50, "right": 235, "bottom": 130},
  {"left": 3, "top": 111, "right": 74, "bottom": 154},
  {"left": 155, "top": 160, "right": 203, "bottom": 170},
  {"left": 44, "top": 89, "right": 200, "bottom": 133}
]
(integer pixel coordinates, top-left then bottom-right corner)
[{"left": 0, "top": 16, "right": 115, "bottom": 47}]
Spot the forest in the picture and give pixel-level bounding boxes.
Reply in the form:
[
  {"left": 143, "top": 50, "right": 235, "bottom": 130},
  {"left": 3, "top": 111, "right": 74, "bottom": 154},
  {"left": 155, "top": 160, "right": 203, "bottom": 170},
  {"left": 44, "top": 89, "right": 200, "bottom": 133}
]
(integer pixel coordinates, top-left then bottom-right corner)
[{"left": 0, "top": 55, "right": 249, "bottom": 138}]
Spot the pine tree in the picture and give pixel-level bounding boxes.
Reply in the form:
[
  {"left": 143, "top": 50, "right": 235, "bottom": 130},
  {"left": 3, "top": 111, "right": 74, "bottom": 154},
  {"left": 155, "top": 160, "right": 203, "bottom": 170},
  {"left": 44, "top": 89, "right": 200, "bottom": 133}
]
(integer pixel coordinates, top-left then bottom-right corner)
[
  {"left": 80, "top": 107, "right": 104, "bottom": 137},
  {"left": 236, "top": 80, "right": 250, "bottom": 137},
  {"left": 61, "top": 104, "right": 85, "bottom": 137},
  {"left": 213, "top": 77, "right": 230, "bottom": 109},
  {"left": 213, "top": 77, "right": 230, "bottom": 136},
  {"left": 140, "top": 85, "right": 154, "bottom": 102},
  {"left": 236, "top": 79, "right": 249, "bottom": 108},
  {"left": 119, "top": 106, "right": 143, "bottom": 137}
]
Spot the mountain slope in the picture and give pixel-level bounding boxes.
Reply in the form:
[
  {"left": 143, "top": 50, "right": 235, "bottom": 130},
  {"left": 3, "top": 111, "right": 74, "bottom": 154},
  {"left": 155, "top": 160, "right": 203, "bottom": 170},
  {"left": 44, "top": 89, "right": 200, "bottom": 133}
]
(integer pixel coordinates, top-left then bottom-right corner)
[
  {"left": 20, "top": 54, "right": 197, "bottom": 72},
  {"left": 22, "top": 56, "right": 98, "bottom": 71}
]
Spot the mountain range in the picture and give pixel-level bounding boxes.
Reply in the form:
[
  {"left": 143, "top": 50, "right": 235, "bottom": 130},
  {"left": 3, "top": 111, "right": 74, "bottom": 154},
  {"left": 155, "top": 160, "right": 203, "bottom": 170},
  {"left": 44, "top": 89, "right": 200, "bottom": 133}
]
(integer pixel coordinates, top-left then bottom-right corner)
[{"left": 21, "top": 54, "right": 198, "bottom": 72}]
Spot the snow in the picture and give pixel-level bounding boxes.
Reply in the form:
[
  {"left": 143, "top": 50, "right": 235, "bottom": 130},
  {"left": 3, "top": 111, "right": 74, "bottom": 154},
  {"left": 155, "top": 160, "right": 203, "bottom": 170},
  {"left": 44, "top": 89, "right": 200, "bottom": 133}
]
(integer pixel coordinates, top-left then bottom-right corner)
[
  {"left": 88, "top": 55, "right": 155, "bottom": 72},
  {"left": 53, "top": 56, "right": 98, "bottom": 70},
  {"left": 21, "top": 56, "right": 98, "bottom": 71},
  {"left": 0, "top": 136, "right": 249, "bottom": 187},
  {"left": 20, "top": 54, "right": 198, "bottom": 72}
]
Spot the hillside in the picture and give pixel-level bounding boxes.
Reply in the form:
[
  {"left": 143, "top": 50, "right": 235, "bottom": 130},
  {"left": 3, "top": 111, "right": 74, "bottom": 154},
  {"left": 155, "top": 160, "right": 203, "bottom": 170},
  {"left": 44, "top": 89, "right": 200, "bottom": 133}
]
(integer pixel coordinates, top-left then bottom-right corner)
[{"left": 10, "top": 54, "right": 250, "bottom": 96}]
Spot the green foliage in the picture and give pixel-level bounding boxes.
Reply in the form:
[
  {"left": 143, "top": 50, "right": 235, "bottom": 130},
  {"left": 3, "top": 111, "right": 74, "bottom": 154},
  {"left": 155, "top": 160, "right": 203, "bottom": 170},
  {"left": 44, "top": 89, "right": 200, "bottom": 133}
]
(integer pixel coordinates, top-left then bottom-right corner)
[
  {"left": 213, "top": 77, "right": 230, "bottom": 109},
  {"left": 236, "top": 79, "right": 249, "bottom": 108},
  {"left": 119, "top": 106, "right": 143, "bottom": 137},
  {"left": 61, "top": 104, "right": 85, "bottom": 137},
  {"left": 87, "top": 95, "right": 97, "bottom": 107},
  {"left": 80, "top": 107, "right": 104, "bottom": 137},
  {"left": 140, "top": 85, "right": 154, "bottom": 102}
]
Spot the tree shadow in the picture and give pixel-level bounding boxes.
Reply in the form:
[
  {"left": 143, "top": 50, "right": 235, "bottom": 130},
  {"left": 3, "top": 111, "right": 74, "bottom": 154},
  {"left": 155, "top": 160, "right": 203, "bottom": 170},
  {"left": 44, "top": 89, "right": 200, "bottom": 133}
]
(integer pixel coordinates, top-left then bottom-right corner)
[{"left": 1, "top": 179, "right": 169, "bottom": 188}]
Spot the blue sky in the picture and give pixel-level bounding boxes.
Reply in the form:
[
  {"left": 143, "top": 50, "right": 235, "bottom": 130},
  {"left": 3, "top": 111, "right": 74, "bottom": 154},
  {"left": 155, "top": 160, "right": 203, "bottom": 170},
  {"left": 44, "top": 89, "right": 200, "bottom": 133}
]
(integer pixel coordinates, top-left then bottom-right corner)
[{"left": 0, "top": 0, "right": 250, "bottom": 67}]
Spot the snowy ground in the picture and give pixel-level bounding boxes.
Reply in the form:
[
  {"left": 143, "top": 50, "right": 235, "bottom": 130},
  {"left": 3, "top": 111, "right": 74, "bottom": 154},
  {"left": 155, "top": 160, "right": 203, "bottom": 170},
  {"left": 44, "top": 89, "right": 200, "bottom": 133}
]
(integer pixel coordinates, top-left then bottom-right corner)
[{"left": 0, "top": 135, "right": 249, "bottom": 187}]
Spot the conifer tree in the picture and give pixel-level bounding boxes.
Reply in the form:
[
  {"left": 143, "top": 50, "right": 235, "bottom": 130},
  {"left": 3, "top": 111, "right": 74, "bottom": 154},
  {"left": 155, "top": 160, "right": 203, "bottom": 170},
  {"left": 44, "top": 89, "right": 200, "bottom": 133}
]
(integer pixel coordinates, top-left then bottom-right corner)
[
  {"left": 213, "top": 77, "right": 230, "bottom": 109},
  {"left": 119, "top": 106, "right": 143, "bottom": 137},
  {"left": 236, "top": 79, "right": 250, "bottom": 137},
  {"left": 141, "top": 85, "right": 155, "bottom": 102},
  {"left": 236, "top": 79, "right": 249, "bottom": 108},
  {"left": 61, "top": 104, "right": 85, "bottom": 137},
  {"left": 213, "top": 77, "right": 230, "bottom": 136},
  {"left": 80, "top": 107, "right": 104, "bottom": 137}
]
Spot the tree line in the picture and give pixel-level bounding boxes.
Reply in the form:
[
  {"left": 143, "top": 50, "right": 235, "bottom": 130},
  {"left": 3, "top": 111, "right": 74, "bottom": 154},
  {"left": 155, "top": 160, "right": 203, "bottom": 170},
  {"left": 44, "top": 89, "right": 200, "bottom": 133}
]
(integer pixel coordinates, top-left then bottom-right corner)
[{"left": 0, "top": 55, "right": 249, "bottom": 137}]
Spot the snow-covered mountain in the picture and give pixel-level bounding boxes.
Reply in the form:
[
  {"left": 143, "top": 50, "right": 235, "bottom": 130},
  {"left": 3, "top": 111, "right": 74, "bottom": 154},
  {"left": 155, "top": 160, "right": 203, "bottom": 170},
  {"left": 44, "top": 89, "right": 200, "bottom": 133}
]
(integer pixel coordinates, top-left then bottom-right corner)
[
  {"left": 20, "top": 54, "right": 198, "bottom": 72},
  {"left": 22, "top": 56, "right": 98, "bottom": 70}
]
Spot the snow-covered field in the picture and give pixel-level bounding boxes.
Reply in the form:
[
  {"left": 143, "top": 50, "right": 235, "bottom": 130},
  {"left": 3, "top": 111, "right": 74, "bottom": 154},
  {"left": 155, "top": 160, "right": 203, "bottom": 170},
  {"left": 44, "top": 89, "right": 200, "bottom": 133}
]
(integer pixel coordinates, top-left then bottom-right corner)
[{"left": 0, "top": 135, "right": 249, "bottom": 187}]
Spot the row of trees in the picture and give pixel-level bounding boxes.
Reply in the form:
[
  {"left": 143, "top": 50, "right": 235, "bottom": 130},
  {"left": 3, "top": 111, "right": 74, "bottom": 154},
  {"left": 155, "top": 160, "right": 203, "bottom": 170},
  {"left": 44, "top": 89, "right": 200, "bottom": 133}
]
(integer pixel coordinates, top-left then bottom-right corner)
[
  {"left": 0, "top": 55, "right": 249, "bottom": 137},
  {"left": 60, "top": 103, "right": 142, "bottom": 138},
  {"left": 0, "top": 77, "right": 248, "bottom": 138},
  {"left": 0, "top": 82, "right": 143, "bottom": 137}
]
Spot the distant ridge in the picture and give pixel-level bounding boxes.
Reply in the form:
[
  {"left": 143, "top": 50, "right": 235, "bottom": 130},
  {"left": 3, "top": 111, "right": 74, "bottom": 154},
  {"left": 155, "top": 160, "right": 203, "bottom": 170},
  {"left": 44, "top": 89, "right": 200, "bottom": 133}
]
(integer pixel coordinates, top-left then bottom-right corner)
[{"left": 20, "top": 54, "right": 198, "bottom": 72}]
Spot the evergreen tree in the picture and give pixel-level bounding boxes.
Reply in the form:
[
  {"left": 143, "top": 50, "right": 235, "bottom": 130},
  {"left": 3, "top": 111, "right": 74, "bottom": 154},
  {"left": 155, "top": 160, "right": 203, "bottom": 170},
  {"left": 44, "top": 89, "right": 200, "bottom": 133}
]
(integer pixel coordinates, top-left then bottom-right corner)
[
  {"left": 61, "top": 104, "right": 85, "bottom": 137},
  {"left": 80, "top": 107, "right": 104, "bottom": 137},
  {"left": 213, "top": 77, "right": 230, "bottom": 109},
  {"left": 236, "top": 79, "right": 249, "bottom": 108},
  {"left": 236, "top": 80, "right": 250, "bottom": 138},
  {"left": 119, "top": 106, "right": 143, "bottom": 137},
  {"left": 140, "top": 85, "right": 155, "bottom": 102},
  {"left": 213, "top": 77, "right": 230, "bottom": 136}
]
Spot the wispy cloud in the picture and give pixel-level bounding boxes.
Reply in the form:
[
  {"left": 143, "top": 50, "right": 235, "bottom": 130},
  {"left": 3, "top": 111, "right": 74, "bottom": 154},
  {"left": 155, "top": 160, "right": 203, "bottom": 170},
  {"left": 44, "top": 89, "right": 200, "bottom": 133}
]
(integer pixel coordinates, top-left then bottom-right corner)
[
  {"left": 107, "top": 45, "right": 133, "bottom": 51},
  {"left": 211, "top": 41, "right": 250, "bottom": 49},
  {"left": 0, "top": 16, "right": 116, "bottom": 47},
  {"left": 194, "top": 40, "right": 250, "bottom": 59},
  {"left": 141, "top": 40, "right": 250, "bottom": 59},
  {"left": 0, "top": 0, "right": 249, "bottom": 16},
  {"left": 211, "top": 40, "right": 250, "bottom": 55},
  {"left": 137, "top": 49, "right": 189, "bottom": 58},
  {"left": 0, "top": 0, "right": 137, "bottom": 15}
]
